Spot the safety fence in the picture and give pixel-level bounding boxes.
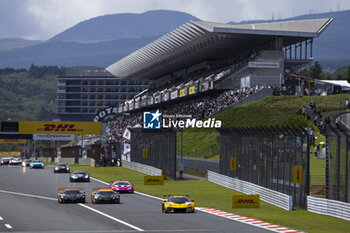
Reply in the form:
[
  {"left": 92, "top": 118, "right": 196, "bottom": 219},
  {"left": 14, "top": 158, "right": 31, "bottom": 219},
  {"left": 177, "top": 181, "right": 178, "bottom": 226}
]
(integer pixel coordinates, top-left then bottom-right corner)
[
  {"left": 122, "top": 160, "right": 163, "bottom": 176},
  {"left": 130, "top": 128, "right": 177, "bottom": 179},
  {"left": 208, "top": 170, "right": 293, "bottom": 211},
  {"left": 54, "top": 157, "right": 75, "bottom": 164},
  {"left": 217, "top": 126, "right": 309, "bottom": 209},
  {"left": 307, "top": 196, "right": 350, "bottom": 221},
  {"left": 36, "top": 157, "right": 52, "bottom": 163},
  {"left": 324, "top": 126, "right": 350, "bottom": 203},
  {"left": 177, "top": 157, "right": 219, "bottom": 174}
]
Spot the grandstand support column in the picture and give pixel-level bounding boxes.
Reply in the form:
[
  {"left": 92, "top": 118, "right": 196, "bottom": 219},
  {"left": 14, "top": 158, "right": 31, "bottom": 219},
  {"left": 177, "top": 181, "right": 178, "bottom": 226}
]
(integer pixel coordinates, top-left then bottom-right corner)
[
  {"left": 310, "top": 39, "right": 313, "bottom": 58},
  {"left": 300, "top": 42, "right": 302, "bottom": 60},
  {"left": 305, "top": 40, "right": 308, "bottom": 60}
]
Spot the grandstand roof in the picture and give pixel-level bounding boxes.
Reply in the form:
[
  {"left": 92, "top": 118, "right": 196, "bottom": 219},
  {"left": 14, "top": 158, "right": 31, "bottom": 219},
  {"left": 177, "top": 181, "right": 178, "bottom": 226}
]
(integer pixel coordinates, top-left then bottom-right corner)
[{"left": 106, "top": 18, "right": 332, "bottom": 80}]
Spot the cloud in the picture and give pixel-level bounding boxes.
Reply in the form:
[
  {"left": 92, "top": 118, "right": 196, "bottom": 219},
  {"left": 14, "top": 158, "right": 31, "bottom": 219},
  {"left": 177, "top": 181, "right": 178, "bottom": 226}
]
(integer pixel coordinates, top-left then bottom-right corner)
[{"left": 0, "top": 0, "right": 349, "bottom": 40}]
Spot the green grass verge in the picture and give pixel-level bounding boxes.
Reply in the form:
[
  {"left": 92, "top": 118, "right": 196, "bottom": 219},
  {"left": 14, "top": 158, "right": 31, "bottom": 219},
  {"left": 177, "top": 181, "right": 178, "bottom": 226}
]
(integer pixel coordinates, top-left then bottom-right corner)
[{"left": 66, "top": 164, "right": 349, "bottom": 233}]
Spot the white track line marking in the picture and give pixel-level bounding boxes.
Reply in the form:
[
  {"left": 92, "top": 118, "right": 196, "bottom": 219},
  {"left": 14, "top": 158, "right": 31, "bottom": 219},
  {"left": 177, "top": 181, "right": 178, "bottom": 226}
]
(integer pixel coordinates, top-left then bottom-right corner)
[
  {"left": 4, "top": 224, "right": 12, "bottom": 229},
  {"left": 0, "top": 188, "right": 144, "bottom": 232},
  {"left": 0, "top": 189, "right": 56, "bottom": 201},
  {"left": 78, "top": 203, "right": 144, "bottom": 232},
  {"left": 90, "top": 177, "right": 302, "bottom": 233}
]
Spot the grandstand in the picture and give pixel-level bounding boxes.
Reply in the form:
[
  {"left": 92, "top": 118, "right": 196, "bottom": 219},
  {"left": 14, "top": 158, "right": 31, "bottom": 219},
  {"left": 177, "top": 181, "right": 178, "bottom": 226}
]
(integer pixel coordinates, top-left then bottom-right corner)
[
  {"left": 107, "top": 18, "right": 332, "bottom": 115},
  {"left": 104, "top": 18, "right": 332, "bottom": 144}
]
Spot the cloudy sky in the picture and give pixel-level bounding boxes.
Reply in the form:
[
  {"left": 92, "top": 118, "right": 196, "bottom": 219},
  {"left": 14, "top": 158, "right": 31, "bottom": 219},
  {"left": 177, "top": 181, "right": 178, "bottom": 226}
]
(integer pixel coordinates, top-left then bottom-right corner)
[{"left": 0, "top": 0, "right": 349, "bottom": 40}]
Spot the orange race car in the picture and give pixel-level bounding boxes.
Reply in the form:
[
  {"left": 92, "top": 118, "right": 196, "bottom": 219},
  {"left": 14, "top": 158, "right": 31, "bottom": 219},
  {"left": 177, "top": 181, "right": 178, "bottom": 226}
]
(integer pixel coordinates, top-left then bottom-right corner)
[{"left": 91, "top": 188, "right": 120, "bottom": 204}]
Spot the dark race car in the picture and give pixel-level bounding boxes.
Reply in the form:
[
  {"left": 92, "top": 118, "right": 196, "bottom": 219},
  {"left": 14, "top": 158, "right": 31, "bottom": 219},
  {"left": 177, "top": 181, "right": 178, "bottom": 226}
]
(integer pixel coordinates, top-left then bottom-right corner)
[
  {"left": 91, "top": 188, "right": 120, "bottom": 204},
  {"left": 54, "top": 163, "right": 70, "bottom": 173},
  {"left": 0, "top": 157, "right": 11, "bottom": 166},
  {"left": 69, "top": 171, "right": 90, "bottom": 182},
  {"left": 57, "top": 188, "right": 86, "bottom": 203}
]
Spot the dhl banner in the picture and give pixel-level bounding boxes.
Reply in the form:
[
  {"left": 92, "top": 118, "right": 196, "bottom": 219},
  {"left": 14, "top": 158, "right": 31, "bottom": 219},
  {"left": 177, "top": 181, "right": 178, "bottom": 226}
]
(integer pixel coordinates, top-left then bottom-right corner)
[
  {"left": 230, "top": 158, "right": 236, "bottom": 171},
  {"left": 294, "top": 166, "right": 303, "bottom": 184},
  {"left": 144, "top": 175, "right": 164, "bottom": 185},
  {"left": 0, "top": 152, "right": 21, "bottom": 156},
  {"left": 19, "top": 121, "right": 102, "bottom": 135},
  {"left": 232, "top": 195, "right": 260, "bottom": 208},
  {"left": 0, "top": 139, "right": 27, "bottom": 144},
  {"left": 142, "top": 149, "right": 148, "bottom": 159}
]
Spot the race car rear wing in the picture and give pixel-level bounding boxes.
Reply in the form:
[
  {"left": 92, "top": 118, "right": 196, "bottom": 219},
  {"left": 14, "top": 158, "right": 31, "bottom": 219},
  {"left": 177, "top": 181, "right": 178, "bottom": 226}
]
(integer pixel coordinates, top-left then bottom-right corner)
[
  {"left": 58, "top": 187, "right": 83, "bottom": 190},
  {"left": 92, "top": 188, "right": 114, "bottom": 191}
]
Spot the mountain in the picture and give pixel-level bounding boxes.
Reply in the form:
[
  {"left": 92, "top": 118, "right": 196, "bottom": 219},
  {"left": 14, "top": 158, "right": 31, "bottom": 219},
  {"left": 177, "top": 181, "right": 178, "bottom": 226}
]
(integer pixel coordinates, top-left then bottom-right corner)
[
  {"left": 50, "top": 10, "right": 199, "bottom": 42},
  {"left": 228, "top": 10, "right": 350, "bottom": 70},
  {"left": 0, "top": 36, "right": 158, "bottom": 68},
  {"left": 0, "top": 38, "right": 42, "bottom": 51},
  {"left": 0, "top": 10, "right": 198, "bottom": 68},
  {"left": 0, "top": 9, "right": 349, "bottom": 70}
]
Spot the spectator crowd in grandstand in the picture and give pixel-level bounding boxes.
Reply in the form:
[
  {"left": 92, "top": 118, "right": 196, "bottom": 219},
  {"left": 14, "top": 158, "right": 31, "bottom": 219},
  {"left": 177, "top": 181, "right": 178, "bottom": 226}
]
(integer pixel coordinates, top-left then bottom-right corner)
[{"left": 106, "top": 85, "right": 267, "bottom": 144}]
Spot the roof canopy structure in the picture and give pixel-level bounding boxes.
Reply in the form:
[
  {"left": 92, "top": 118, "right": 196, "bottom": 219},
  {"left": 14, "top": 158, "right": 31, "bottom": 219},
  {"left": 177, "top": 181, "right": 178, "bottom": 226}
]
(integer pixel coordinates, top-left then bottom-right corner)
[{"left": 106, "top": 18, "right": 332, "bottom": 81}]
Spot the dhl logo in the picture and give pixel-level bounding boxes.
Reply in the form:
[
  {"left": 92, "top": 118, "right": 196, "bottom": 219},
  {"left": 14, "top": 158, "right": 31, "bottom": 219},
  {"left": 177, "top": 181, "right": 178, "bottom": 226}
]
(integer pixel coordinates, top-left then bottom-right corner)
[
  {"left": 236, "top": 199, "right": 257, "bottom": 204},
  {"left": 146, "top": 179, "right": 161, "bottom": 182},
  {"left": 37, "top": 124, "right": 83, "bottom": 132}
]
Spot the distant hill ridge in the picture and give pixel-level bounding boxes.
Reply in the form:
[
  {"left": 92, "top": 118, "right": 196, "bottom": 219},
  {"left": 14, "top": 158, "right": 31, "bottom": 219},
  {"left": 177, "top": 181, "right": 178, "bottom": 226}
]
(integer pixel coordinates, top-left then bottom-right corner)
[
  {"left": 0, "top": 9, "right": 349, "bottom": 69},
  {"left": 50, "top": 10, "right": 199, "bottom": 42}
]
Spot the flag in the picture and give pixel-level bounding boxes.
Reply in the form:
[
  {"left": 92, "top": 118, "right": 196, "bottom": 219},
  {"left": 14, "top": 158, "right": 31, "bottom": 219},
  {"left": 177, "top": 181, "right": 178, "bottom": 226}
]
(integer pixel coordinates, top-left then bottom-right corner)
[
  {"left": 123, "top": 126, "right": 131, "bottom": 140},
  {"left": 123, "top": 143, "right": 130, "bottom": 154}
]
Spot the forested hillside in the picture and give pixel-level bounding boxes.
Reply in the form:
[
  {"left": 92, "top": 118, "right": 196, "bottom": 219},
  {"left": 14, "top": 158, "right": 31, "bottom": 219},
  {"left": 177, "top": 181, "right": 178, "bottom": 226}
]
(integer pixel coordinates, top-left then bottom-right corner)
[{"left": 0, "top": 65, "right": 62, "bottom": 121}]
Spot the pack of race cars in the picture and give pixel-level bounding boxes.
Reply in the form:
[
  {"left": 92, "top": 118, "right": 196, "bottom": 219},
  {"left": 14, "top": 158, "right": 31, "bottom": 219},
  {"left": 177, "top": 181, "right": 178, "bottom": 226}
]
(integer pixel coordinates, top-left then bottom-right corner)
[{"left": 1, "top": 159, "right": 195, "bottom": 212}]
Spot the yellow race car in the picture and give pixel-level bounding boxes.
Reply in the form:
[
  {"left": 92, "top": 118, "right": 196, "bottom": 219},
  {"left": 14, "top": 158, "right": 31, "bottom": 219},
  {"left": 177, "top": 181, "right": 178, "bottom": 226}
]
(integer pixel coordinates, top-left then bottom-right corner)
[{"left": 162, "top": 195, "right": 195, "bottom": 213}]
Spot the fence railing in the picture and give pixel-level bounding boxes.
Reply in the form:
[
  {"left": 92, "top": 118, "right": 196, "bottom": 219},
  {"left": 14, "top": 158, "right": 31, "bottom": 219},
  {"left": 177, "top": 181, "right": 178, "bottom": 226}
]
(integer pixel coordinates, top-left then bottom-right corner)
[
  {"left": 122, "top": 160, "right": 163, "bottom": 176},
  {"left": 307, "top": 196, "right": 350, "bottom": 221},
  {"left": 208, "top": 170, "right": 293, "bottom": 211}
]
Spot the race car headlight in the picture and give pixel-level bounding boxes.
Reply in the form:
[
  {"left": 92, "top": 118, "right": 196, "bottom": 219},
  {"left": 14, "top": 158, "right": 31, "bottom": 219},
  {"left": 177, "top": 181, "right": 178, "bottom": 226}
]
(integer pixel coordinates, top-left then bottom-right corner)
[
  {"left": 55, "top": 167, "right": 58, "bottom": 170},
  {"left": 168, "top": 203, "right": 173, "bottom": 206},
  {"left": 84, "top": 175, "right": 89, "bottom": 178},
  {"left": 187, "top": 203, "right": 193, "bottom": 206},
  {"left": 71, "top": 175, "right": 78, "bottom": 178},
  {"left": 66, "top": 167, "right": 70, "bottom": 170}
]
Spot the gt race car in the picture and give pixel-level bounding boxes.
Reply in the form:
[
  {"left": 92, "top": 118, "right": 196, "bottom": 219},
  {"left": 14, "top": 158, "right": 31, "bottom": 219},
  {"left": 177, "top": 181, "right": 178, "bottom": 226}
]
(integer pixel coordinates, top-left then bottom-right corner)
[
  {"left": 0, "top": 157, "right": 11, "bottom": 165},
  {"left": 69, "top": 171, "right": 90, "bottom": 182},
  {"left": 30, "top": 160, "right": 44, "bottom": 169},
  {"left": 57, "top": 188, "right": 86, "bottom": 203},
  {"left": 91, "top": 188, "right": 120, "bottom": 204},
  {"left": 162, "top": 195, "right": 195, "bottom": 213},
  {"left": 54, "top": 163, "right": 70, "bottom": 173},
  {"left": 109, "top": 181, "right": 134, "bottom": 193},
  {"left": 9, "top": 158, "right": 22, "bottom": 165}
]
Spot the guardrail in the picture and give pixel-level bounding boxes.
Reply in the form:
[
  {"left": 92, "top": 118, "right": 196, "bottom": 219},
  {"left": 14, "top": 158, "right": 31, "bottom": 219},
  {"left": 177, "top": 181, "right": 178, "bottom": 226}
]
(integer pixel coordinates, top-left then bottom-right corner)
[
  {"left": 122, "top": 160, "right": 162, "bottom": 176},
  {"left": 54, "top": 157, "right": 75, "bottom": 164},
  {"left": 36, "top": 157, "right": 52, "bottom": 163},
  {"left": 208, "top": 170, "right": 292, "bottom": 211},
  {"left": 89, "top": 159, "right": 96, "bottom": 167},
  {"left": 307, "top": 196, "right": 350, "bottom": 221}
]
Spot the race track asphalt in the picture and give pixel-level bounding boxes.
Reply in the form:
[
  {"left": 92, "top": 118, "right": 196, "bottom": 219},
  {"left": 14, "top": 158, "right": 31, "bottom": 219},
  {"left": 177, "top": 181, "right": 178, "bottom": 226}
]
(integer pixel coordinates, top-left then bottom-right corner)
[{"left": 0, "top": 165, "right": 271, "bottom": 233}]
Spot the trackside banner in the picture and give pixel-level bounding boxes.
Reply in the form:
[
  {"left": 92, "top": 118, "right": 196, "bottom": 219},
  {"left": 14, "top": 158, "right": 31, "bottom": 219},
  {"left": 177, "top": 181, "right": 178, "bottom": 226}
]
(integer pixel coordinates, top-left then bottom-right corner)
[
  {"left": 0, "top": 139, "right": 27, "bottom": 144},
  {"left": 33, "top": 134, "right": 75, "bottom": 141},
  {"left": 19, "top": 121, "right": 102, "bottom": 135}
]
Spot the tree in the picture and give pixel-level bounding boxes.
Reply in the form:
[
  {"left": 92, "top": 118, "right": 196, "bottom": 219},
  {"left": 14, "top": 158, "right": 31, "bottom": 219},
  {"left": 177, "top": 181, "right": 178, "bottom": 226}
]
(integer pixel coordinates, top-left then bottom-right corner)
[
  {"left": 347, "top": 66, "right": 350, "bottom": 83},
  {"left": 310, "top": 61, "right": 322, "bottom": 80}
]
